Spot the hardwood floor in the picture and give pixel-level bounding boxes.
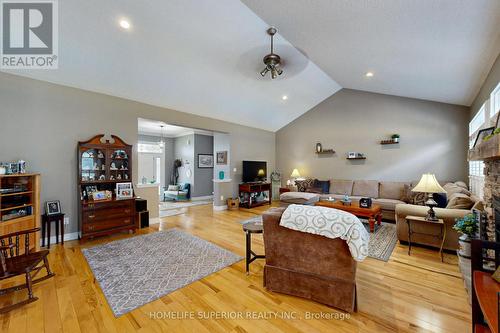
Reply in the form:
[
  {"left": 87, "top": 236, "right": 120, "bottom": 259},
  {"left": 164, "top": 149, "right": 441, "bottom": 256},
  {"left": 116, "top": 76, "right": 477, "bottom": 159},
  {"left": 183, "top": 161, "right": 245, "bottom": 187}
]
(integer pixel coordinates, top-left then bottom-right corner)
[{"left": 0, "top": 203, "right": 471, "bottom": 333}]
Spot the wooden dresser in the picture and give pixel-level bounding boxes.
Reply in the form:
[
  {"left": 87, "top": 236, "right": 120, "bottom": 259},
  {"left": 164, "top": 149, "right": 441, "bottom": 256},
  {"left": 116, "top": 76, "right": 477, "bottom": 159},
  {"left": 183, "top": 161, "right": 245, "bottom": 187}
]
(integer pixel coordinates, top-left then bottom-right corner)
[{"left": 78, "top": 135, "right": 136, "bottom": 240}]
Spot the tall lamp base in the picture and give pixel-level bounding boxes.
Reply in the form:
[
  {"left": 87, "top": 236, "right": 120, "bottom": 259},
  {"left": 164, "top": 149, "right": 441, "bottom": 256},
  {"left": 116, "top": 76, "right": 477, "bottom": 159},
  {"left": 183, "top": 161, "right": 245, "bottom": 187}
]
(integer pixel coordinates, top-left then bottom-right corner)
[{"left": 425, "top": 194, "right": 439, "bottom": 222}]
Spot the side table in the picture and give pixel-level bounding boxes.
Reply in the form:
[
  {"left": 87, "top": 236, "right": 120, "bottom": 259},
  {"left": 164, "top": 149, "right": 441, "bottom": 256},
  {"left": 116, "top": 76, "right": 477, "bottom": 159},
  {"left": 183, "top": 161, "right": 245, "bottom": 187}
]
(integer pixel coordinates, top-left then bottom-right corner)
[
  {"left": 42, "top": 213, "right": 65, "bottom": 249},
  {"left": 243, "top": 221, "right": 265, "bottom": 275},
  {"left": 406, "top": 215, "right": 446, "bottom": 262}
]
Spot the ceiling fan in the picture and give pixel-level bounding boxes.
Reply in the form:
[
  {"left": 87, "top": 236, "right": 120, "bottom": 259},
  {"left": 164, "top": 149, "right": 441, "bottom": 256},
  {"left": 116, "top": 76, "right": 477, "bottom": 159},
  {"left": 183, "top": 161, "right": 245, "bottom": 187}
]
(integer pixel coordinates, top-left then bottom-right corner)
[{"left": 260, "top": 27, "right": 283, "bottom": 79}]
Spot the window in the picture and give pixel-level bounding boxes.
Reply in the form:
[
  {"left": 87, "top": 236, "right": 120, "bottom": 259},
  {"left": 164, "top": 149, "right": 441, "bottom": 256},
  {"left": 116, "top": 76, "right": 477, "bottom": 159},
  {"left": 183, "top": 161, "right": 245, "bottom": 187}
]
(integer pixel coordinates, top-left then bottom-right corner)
[
  {"left": 138, "top": 143, "right": 162, "bottom": 153},
  {"left": 469, "top": 104, "right": 485, "bottom": 136},
  {"left": 491, "top": 81, "right": 500, "bottom": 120},
  {"left": 469, "top": 103, "right": 487, "bottom": 198}
]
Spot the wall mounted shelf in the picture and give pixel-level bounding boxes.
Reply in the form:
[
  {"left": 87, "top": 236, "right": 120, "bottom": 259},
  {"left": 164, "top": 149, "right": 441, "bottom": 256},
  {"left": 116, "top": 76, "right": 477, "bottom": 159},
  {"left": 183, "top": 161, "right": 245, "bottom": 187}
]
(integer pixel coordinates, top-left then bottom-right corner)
[
  {"left": 316, "top": 149, "right": 335, "bottom": 155},
  {"left": 380, "top": 139, "right": 399, "bottom": 145},
  {"left": 346, "top": 157, "right": 366, "bottom": 160}
]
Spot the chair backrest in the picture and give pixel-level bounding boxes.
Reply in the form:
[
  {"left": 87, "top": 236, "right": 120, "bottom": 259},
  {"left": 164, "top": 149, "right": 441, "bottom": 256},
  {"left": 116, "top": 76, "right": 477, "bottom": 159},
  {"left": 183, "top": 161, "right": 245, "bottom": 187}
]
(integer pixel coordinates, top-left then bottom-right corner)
[{"left": 0, "top": 228, "right": 39, "bottom": 276}]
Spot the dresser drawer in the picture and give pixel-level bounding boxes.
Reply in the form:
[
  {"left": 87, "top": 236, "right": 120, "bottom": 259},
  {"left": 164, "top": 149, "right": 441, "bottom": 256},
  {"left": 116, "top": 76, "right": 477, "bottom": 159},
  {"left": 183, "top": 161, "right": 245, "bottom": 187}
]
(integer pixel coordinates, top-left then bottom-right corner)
[
  {"left": 83, "top": 216, "right": 134, "bottom": 233},
  {"left": 83, "top": 205, "right": 133, "bottom": 222},
  {"left": 83, "top": 199, "right": 134, "bottom": 211}
]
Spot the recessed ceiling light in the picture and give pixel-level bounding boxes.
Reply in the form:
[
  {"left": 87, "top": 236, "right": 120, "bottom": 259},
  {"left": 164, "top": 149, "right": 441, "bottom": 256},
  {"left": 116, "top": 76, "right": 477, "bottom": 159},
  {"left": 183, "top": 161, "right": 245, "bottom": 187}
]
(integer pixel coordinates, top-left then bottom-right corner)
[
  {"left": 282, "top": 95, "right": 288, "bottom": 100},
  {"left": 365, "top": 72, "right": 374, "bottom": 77},
  {"left": 119, "top": 20, "right": 131, "bottom": 30}
]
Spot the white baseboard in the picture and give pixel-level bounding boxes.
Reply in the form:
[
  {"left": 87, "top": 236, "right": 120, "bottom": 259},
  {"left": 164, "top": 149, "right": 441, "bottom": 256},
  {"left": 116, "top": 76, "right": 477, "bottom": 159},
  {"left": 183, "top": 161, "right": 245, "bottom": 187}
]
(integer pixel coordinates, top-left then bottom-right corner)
[
  {"left": 191, "top": 195, "right": 213, "bottom": 201},
  {"left": 40, "top": 231, "right": 79, "bottom": 246},
  {"left": 213, "top": 205, "right": 228, "bottom": 211}
]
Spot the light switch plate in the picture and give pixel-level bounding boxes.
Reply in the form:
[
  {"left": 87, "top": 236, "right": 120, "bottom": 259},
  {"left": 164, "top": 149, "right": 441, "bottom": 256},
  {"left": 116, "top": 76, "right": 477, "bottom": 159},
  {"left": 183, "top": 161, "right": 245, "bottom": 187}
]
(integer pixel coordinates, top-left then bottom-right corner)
[{"left": 64, "top": 217, "right": 70, "bottom": 225}]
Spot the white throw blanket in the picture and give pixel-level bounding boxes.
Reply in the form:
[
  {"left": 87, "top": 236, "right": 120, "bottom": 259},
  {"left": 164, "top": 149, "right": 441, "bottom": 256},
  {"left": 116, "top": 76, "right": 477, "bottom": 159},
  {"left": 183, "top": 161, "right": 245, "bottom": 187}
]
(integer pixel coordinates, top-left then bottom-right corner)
[{"left": 280, "top": 204, "right": 369, "bottom": 261}]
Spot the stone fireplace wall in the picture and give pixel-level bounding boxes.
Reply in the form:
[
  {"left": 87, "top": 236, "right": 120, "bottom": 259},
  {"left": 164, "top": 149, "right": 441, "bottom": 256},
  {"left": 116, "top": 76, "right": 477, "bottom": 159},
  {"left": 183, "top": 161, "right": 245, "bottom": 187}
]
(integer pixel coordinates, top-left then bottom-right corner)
[{"left": 483, "top": 160, "right": 499, "bottom": 241}]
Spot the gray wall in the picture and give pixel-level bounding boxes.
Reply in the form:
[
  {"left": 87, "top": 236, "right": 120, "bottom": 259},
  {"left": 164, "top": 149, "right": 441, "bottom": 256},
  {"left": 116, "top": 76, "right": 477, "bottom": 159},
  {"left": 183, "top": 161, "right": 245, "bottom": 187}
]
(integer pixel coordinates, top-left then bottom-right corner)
[
  {"left": 193, "top": 134, "right": 214, "bottom": 197},
  {"left": 276, "top": 89, "right": 469, "bottom": 183},
  {"left": 0, "top": 72, "right": 275, "bottom": 235},
  {"left": 470, "top": 53, "right": 500, "bottom": 119},
  {"left": 174, "top": 134, "right": 195, "bottom": 186}
]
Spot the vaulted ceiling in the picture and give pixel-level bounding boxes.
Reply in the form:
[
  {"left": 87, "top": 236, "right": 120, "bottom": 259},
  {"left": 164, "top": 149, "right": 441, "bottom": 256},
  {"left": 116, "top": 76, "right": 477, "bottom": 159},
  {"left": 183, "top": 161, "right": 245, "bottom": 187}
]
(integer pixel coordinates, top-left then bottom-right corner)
[{"left": 3, "top": 0, "right": 500, "bottom": 131}]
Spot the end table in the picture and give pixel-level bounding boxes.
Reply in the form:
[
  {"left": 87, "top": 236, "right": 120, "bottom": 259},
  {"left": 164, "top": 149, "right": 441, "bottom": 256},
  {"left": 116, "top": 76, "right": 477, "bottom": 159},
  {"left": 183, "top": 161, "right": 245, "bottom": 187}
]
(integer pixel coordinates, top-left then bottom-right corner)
[
  {"left": 243, "top": 221, "right": 265, "bottom": 275},
  {"left": 42, "top": 213, "right": 65, "bottom": 249},
  {"left": 405, "top": 215, "right": 446, "bottom": 262}
]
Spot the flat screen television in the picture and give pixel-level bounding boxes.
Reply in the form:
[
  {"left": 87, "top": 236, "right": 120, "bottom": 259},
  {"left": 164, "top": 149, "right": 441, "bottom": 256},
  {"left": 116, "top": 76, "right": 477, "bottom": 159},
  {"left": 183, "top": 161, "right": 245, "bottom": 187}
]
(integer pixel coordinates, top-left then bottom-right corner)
[{"left": 242, "top": 161, "right": 267, "bottom": 183}]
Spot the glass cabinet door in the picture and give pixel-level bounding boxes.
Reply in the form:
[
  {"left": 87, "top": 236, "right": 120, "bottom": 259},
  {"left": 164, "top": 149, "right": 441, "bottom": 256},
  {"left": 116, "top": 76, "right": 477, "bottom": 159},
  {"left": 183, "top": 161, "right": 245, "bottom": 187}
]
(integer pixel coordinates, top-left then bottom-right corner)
[
  {"left": 109, "top": 149, "right": 130, "bottom": 181},
  {"left": 81, "top": 149, "right": 106, "bottom": 182}
]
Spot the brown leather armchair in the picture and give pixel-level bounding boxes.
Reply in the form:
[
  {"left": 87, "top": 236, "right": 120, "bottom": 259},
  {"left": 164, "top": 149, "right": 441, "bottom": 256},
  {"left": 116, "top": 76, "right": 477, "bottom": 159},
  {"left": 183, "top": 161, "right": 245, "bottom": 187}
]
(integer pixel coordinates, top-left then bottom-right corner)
[{"left": 262, "top": 207, "right": 358, "bottom": 312}]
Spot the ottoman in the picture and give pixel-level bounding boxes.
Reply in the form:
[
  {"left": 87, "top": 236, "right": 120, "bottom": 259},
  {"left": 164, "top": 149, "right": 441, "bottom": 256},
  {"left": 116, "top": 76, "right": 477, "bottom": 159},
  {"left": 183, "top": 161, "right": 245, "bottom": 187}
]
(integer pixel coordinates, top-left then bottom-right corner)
[{"left": 280, "top": 192, "right": 320, "bottom": 206}]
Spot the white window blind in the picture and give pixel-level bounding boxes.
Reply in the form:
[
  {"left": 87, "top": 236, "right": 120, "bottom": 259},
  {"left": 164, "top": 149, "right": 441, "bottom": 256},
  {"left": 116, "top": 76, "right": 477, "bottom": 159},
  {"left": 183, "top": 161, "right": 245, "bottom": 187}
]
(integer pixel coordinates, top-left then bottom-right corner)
[
  {"left": 491, "top": 81, "right": 500, "bottom": 119},
  {"left": 469, "top": 102, "right": 487, "bottom": 199},
  {"left": 138, "top": 143, "right": 162, "bottom": 153}
]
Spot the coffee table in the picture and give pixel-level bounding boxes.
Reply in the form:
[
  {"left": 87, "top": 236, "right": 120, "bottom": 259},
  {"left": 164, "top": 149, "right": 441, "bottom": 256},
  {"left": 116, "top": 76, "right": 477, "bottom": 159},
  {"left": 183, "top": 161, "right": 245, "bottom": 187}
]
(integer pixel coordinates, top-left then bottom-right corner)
[{"left": 315, "top": 200, "right": 382, "bottom": 232}]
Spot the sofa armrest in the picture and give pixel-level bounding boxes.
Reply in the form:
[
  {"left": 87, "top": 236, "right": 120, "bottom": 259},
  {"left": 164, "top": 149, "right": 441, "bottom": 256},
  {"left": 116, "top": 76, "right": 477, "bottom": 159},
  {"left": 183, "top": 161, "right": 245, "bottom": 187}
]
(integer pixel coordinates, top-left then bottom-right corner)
[
  {"left": 395, "top": 203, "right": 470, "bottom": 250},
  {"left": 395, "top": 204, "right": 470, "bottom": 220}
]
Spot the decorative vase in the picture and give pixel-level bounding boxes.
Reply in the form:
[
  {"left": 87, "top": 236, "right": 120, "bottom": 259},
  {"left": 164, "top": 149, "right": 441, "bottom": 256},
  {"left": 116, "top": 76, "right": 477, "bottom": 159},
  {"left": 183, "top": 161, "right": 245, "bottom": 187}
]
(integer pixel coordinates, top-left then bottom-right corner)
[
  {"left": 316, "top": 142, "right": 323, "bottom": 153},
  {"left": 219, "top": 171, "right": 224, "bottom": 180},
  {"left": 458, "top": 234, "right": 472, "bottom": 258}
]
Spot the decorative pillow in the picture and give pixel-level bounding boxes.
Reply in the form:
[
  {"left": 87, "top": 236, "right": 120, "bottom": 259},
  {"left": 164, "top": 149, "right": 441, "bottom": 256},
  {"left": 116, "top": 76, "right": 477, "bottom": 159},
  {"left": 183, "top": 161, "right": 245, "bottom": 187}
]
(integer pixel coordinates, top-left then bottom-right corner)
[
  {"left": 472, "top": 200, "right": 484, "bottom": 211},
  {"left": 412, "top": 192, "right": 427, "bottom": 206},
  {"left": 446, "top": 193, "right": 474, "bottom": 209},
  {"left": 433, "top": 193, "right": 447, "bottom": 208},
  {"left": 313, "top": 179, "right": 330, "bottom": 194},
  {"left": 443, "top": 183, "right": 471, "bottom": 197},
  {"left": 454, "top": 181, "right": 468, "bottom": 190},
  {"left": 167, "top": 185, "right": 180, "bottom": 191},
  {"left": 295, "top": 179, "right": 314, "bottom": 192}
]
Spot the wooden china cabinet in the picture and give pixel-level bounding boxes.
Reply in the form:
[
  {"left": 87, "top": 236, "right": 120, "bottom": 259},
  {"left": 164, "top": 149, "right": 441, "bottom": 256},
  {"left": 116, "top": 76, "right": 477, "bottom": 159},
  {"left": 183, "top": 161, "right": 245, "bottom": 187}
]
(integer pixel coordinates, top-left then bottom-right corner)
[{"left": 77, "top": 135, "right": 136, "bottom": 240}]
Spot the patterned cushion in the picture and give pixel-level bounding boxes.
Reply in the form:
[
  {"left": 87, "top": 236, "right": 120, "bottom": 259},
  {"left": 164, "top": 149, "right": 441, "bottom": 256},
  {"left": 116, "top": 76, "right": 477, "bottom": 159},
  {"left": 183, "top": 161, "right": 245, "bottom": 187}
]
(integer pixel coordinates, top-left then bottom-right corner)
[
  {"left": 454, "top": 181, "right": 468, "bottom": 189},
  {"left": 167, "top": 185, "right": 179, "bottom": 191},
  {"left": 295, "top": 179, "right": 315, "bottom": 192}
]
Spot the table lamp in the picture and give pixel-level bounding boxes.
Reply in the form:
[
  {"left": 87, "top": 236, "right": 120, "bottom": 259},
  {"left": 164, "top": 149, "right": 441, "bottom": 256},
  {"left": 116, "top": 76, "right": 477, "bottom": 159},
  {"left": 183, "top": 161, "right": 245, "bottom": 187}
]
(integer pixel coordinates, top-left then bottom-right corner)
[
  {"left": 411, "top": 173, "right": 446, "bottom": 221},
  {"left": 290, "top": 169, "right": 301, "bottom": 186}
]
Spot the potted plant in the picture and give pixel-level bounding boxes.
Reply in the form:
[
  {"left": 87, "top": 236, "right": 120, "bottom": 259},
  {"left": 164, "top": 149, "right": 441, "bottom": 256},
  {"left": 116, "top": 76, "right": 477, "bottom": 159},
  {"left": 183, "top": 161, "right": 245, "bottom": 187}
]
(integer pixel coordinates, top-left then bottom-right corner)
[
  {"left": 391, "top": 134, "right": 400, "bottom": 143},
  {"left": 453, "top": 213, "right": 478, "bottom": 258}
]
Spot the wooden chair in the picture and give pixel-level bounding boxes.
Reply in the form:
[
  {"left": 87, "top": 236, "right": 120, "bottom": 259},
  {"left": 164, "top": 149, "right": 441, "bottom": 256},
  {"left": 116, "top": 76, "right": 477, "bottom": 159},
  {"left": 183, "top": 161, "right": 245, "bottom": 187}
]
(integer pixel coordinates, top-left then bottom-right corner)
[{"left": 0, "top": 228, "right": 54, "bottom": 313}]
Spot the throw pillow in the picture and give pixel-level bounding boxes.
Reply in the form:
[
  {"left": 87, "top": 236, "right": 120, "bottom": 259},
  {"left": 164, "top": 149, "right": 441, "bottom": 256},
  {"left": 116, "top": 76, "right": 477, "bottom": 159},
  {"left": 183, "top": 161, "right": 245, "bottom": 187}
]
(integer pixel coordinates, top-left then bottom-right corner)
[
  {"left": 295, "top": 179, "right": 314, "bottom": 192},
  {"left": 446, "top": 193, "right": 475, "bottom": 209},
  {"left": 433, "top": 193, "right": 447, "bottom": 208},
  {"left": 454, "top": 181, "right": 468, "bottom": 190},
  {"left": 401, "top": 184, "right": 426, "bottom": 205},
  {"left": 313, "top": 179, "right": 330, "bottom": 194},
  {"left": 167, "top": 185, "right": 180, "bottom": 191},
  {"left": 443, "top": 183, "right": 471, "bottom": 197}
]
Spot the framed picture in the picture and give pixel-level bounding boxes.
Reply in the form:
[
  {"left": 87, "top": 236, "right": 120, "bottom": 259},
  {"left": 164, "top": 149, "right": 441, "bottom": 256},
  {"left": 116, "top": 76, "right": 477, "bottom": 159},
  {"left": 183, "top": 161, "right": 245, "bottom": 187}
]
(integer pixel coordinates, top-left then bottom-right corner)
[
  {"left": 92, "top": 191, "right": 108, "bottom": 201},
  {"left": 45, "top": 200, "right": 61, "bottom": 215},
  {"left": 198, "top": 154, "right": 214, "bottom": 168},
  {"left": 216, "top": 151, "right": 228, "bottom": 165},
  {"left": 473, "top": 127, "right": 495, "bottom": 148},
  {"left": 116, "top": 182, "right": 133, "bottom": 199}
]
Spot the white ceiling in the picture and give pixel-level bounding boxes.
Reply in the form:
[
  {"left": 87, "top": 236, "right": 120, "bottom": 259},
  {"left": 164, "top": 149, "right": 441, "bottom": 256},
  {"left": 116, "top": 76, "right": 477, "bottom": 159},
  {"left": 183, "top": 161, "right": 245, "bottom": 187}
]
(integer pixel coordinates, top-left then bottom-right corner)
[
  {"left": 138, "top": 118, "right": 213, "bottom": 138},
  {"left": 2, "top": 0, "right": 340, "bottom": 131},
  {"left": 242, "top": 0, "right": 500, "bottom": 106},
  {"left": 4, "top": 1, "right": 500, "bottom": 132}
]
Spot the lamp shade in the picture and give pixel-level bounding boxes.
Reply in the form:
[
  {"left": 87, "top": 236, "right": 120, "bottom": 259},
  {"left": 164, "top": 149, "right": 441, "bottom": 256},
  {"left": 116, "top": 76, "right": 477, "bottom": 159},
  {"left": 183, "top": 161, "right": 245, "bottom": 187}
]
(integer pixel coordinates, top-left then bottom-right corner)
[
  {"left": 412, "top": 174, "right": 446, "bottom": 193},
  {"left": 257, "top": 169, "right": 265, "bottom": 176},
  {"left": 290, "top": 168, "right": 301, "bottom": 178}
]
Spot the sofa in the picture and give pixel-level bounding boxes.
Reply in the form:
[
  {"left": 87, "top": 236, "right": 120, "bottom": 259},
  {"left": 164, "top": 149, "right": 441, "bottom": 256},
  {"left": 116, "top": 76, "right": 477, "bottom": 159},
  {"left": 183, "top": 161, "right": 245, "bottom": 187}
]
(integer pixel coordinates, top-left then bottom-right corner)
[
  {"left": 262, "top": 207, "right": 357, "bottom": 312},
  {"left": 280, "top": 178, "right": 481, "bottom": 251},
  {"left": 163, "top": 183, "right": 190, "bottom": 201},
  {"left": 281, "top": 179, "right": 412, "bottom": 221}
]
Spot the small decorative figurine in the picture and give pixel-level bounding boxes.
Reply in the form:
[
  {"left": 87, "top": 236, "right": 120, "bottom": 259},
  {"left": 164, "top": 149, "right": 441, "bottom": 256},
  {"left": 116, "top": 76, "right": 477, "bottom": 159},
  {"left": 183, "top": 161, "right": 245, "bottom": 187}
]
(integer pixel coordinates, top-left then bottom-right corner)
[
  {"left": 117, "top": 174, "right": 122, "bottom": 180},
  {"left": 99, "top": 174, "right": 105, "bottom": 180},
  {"left": 110, "top": 162, "right": 117, "bottom": 170},
  {"left": 124, "top": 174, "right": 129, "bottom": 180},
  {"left": 97, "top": 151, "right": 104, "bottom": 158},
  {"left": 110, "top": 175, "right": 115, "bottom": 180}
]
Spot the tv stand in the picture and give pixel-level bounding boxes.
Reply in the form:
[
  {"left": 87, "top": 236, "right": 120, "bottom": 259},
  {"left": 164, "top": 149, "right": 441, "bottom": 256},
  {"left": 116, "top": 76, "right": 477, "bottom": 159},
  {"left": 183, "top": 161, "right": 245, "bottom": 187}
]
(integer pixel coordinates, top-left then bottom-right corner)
[{"left": 239, "top": 182, "right": 272, "bottom": 208}]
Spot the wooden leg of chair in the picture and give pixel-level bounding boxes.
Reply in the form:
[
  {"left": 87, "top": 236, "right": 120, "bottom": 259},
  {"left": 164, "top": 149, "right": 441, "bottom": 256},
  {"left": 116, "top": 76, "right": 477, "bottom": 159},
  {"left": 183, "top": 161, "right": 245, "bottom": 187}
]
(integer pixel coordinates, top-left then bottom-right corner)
[
  {"left": 26, "top": 272, "right": 34, "bottom": 299},
  {"left": 43, "top": 256, "right": 53, "bottom": 275}
]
